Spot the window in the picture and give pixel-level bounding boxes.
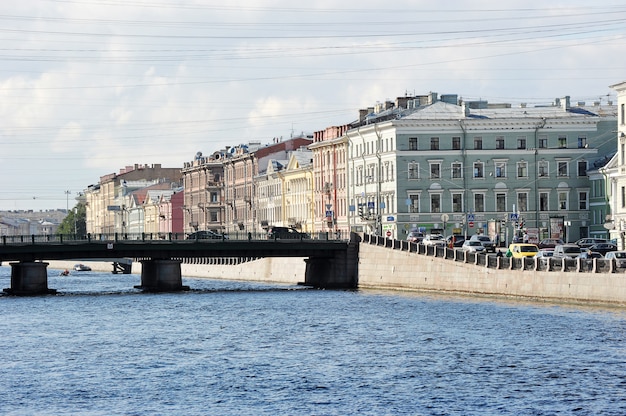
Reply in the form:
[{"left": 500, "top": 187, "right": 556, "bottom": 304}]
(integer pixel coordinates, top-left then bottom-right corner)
[
  {"left": 558, "top": 135, "right": 567, "bottom": 148},
  {"left": 495, "top": 161, "right": 507, "bottom": 178},
  {"left": 577, "top": 161, "right": 587, "bottom": 177},
  {"left": 622, "top": 186, "right": 625, "bottom": 209},
  {"left": 473, "top": 162, "right": 484, "bottom": 178},
  {"left": 538, "top": 135, "right": 548, "bottom": 148},
  {"left": 430, "top": 162, "right": 441, "bottom": 179},
  {"left": 496, "top": 136, "right": 505, "bottom": 149},
  {"left": 517, "top": 161, "right": 528, "bottom": 178},
  {"left": 474, "top": 194, "right": 485, "bottom": 212},
  {"left": 452, "top": 137, "right": 461, "bottom": 150},
  {"left": 430, "top": 194, "right": 441, "bottom": 213},
  {"left": 430, "top": 137, "right": 439, "bottom": 150},
  {"left": 558, "top": 191, "right": 568, "bottom": 210},
  {"left": 622, "top": 103, "right": 625, "bottom": 125},
  {"left": 408, "top": 162, "right": 419, "bottom": 180},
  {"left": 540, "top": 192, "right": 549, "bottom": 211},
  {"left": 578, "top": 191, "right": 588, "bottom": 210},
  {"left": 496, "top": 193, "right": 506, "bottom": 212},
  {"left": 517, "top": 192, "right": 528, "bottom": 212},
  {"left": 409, "top": 137, "right": 418, "bottom": 150},
  {"left": 210, "top": 211, "right": 218, "bottom": 222},
  {"left": 538, "top": 161, "right": 549, "bottom": 177},
  {"left": 517, "top": 136, "right": 527, "bottom": 149},
  {"left": 409, "top": 193, "right": 419, "bottom": 213},
  {"left": 578, "top": 136, "right": 587, "bottom": 149},
  {"left": 452, "top": 162, "right": 463, "bottom": 179},
  {"left": 474, "top": 137, "right": 482, "bottom": 150},
  {"left": 452, "top": 193, "right": 463, "bottom": 212},
  {"left": 558, "top": 161, "right": 568, "bottom": 177},
  {"left": 210, "top": 192, "right": 218, "bottom": 203}
]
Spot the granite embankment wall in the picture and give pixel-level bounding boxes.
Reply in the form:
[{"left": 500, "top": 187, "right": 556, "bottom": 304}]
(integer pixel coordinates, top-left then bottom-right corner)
[
  {"left": 357, "top": 242, "right": 626, "bottom": 306},
  {"left": 47, "top": 258, "right": 307, "bottom": 285}
]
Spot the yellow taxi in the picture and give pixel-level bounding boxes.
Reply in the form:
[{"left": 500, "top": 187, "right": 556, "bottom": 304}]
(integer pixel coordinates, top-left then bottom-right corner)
[{"left": 507, "top": 243, "right": 539, "bottom": 258}]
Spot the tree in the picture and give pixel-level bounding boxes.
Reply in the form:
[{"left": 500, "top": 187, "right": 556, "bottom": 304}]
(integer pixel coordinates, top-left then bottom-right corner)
[{"left": 56, "top": 203, "right": 87, "bottom": 236}]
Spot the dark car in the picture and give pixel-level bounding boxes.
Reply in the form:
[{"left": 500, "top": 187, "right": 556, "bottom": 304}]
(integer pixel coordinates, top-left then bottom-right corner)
[
  {"left": 575, "top": 238, "right": 608, "bottom": 248},
  {"left": 407, "top": 231, "right": 424, "bottom": 243},
  {"left": 537, "top": 238, "right": 565, "bottom": 249},
  {"left": 446, "top": 235, "right": 465, "bottom": 247},
  {"left": 267, "top": 226, "right": 309, "bottom": 239},
  {"left": 187, "top": 230, "right": 226, "bottom": 240},
  {"left": 588, "top": 243, "right": 618, "bottom": 256}
]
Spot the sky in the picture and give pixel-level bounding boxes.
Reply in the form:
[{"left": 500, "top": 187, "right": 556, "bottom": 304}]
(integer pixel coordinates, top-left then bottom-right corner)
[{"left": 2, "top": 0, "right": 626, "bottom": 212}]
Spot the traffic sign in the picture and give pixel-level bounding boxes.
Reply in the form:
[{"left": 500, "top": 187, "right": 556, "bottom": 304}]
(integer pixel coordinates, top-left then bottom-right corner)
[
  {"left": 509, "top": 213, "right": 519, "bottom": 221},
  {"left": 467, "top": 213, "right": 475, "bottom": 221},
  {"left": 469, "top": 221, "right": 474, "bottom": 228},
  {"left": 386, "top": 230, "right": 392, "bottom": 237}
]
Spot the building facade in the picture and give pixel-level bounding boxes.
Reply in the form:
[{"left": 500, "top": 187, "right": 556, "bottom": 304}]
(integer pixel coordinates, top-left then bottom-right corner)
[{"left": 346, "top": 94, "right": 616, "bottom": 244}]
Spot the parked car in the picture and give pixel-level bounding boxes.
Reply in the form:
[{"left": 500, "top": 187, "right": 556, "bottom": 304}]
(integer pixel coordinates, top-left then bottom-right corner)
[
  {"left": 446, "top": 235, "right": 465, "bottom": 247},
  {"left": 422, "top": 234, "right": 446, "bottom": 247},
  {"left": 187, "top": 230, "right": 226, "bottom": 240},
  {"left": 535, "top": 249, "right": 555, "bottom": 265},
  {"left": 588, "top": 243, "right": 618, "bottom": 256},
  {"left": 407, "top": 231, "right": 424, "bottom": 243},
  {"left": 462, "top": 240, "right": 486, "bottom": 253},
  {"left": 507, "top": 243, "right": 539, "bottom": 258},
  {"left": 537, "top": 238, "right": 565, "bottom": 249},
  {"left": 605, "top": 251, "right": 626, "bottom": 268},
  {"left": 267, "top": 226, "right": 309, "bottom": 239},
  {"left": 553, "top": 244, "right": 583, "bottom": 258},
  {"left": 575, "top": 238, "right": 608, "bottom": 248},
  {"left": 469, "top": 235, "right": 496, "bottom": 253}
]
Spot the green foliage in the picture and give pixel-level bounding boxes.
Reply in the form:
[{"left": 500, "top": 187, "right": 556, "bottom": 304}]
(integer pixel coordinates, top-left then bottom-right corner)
[{"left": 56, "top": 203, "right": 87, "bottom": 236}]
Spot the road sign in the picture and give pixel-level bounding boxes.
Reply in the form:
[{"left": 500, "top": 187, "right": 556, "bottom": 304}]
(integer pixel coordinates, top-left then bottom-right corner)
[
  {"left": 325, "top": 210, "right": 333, "bottom": 218},
  {"left": 467, "top": 213, "right": 475, "bottom": 221},
  {"left": 509, "top": 213, "right": 519, "bottom": 221},
  {"left": 469, "top": 221, "right": 475, "bottom": 228},
  {"left": 367, "top": 202, "right": 375, "bottom": 209},
  {"left": 386, "top": 230, "right": 392, "bottom": 237}
]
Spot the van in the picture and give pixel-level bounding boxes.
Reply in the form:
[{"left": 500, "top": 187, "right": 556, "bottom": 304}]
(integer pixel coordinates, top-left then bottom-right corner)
[
  {"left": 508, "top": 243, "right": 539, "bottom": 258},
  {"left": 553, "top": 244, "right": 582, "bottom": 258}
]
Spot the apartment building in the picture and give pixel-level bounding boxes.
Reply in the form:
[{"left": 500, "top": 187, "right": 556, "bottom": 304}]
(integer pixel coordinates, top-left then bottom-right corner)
[
  {"left": 83, "top": 164, "right": 181, "bottom": 235},
  {"left": 181, "top": 151, "right": 226, "bottom": 234},
  {"left": 223, "top": 136, "right": 313, "bottom": 234},
  {"left": 346, "top": 93, "right": 616, "bottom": 244}
]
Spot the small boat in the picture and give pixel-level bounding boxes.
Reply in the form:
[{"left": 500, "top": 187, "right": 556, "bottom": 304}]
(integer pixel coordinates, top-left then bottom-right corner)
[{"left": 74, "top": 264, "right": 92, "bottom": 272}]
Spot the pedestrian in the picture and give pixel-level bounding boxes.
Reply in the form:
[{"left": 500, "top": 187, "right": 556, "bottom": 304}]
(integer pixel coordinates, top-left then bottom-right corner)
[{"left": 523, "top": 233, "right": 529, "bottom": 243}]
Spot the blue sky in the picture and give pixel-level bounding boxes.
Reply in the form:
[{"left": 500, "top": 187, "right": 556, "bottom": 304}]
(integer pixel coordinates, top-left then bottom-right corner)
[{"left": 1, "top": 0, "right": 626, "bottom": 211}]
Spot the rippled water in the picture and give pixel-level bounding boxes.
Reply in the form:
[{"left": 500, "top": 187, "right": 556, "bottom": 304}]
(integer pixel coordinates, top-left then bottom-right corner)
[{"left": 1, "top": 266, "right": 625, "bottom": 415}]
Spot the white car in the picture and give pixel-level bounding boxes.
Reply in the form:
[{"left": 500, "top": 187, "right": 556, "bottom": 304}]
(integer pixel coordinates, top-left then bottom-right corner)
[
  {"left": 462, "top": 240, "right": 486, "bottom": 253},
  {"left": 605, "top": 251, "right": 626, "bottom": 268},
  {"left": 535, "top": 249, "right": 554, "bottom": 265},
  {"left": 422, "top": 234, "right": 446, "bottom": 247}
]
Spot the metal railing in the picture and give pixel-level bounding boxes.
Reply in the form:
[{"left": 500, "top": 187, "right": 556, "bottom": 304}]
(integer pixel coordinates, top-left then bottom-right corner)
[{"left": 362, "top": 233, "right": 625, "bottom": 274}]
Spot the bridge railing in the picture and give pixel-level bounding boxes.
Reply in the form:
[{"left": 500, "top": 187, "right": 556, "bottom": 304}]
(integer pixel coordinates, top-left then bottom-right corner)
[{"left": 1, "top": 230, "right": 349, "bottom": 245}]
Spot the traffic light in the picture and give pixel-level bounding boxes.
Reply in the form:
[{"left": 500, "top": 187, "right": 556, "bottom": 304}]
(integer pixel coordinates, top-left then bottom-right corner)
[
  {"left": 519, "top": 218, "right": 524, "bottom": 229},
  {"left": 358, "top": 204, "right": 364, "bottom": 218}
]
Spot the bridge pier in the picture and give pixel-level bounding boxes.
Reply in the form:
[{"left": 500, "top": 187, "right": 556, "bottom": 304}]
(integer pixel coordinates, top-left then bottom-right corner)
[
  {"left": 135, "top": 259, "right": 189, "bottom": 292},
  {"left": 3, "top": 262, "right": 56, "bottom": 296},
  {"left": 303, "top": 235, "right": 359, "bottom": 289}
]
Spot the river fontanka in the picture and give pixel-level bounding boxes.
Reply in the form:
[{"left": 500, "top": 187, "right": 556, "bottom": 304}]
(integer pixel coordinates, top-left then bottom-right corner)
[{"left": 1, "top": 266, "right": 625, "bottom": 415}]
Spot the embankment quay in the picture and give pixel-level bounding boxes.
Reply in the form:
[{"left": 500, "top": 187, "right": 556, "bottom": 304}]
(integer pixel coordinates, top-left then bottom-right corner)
[{"left": 3, "top": 233, "right": 626, "bottom": 306}]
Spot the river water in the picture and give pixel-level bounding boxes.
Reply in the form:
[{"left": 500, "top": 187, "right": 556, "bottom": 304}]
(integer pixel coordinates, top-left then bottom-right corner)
[{"left": 1, "top": 266, "right": 625, "bottom": 415}]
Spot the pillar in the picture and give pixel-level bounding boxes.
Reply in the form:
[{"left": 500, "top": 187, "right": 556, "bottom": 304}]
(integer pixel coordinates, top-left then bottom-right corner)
[
  {"left": 4, "top": 262, "right": 56, "bottom": 296},
  {"left": 135, "top": 259, "right": 189, "bottom": 292}
]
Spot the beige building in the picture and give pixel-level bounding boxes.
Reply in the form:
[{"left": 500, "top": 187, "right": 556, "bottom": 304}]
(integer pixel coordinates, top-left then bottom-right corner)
[{"left": 256, "top": 149, "right": 314, "bottom": 234}]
